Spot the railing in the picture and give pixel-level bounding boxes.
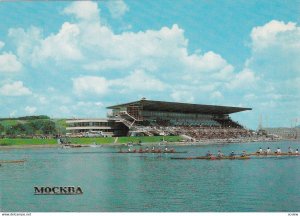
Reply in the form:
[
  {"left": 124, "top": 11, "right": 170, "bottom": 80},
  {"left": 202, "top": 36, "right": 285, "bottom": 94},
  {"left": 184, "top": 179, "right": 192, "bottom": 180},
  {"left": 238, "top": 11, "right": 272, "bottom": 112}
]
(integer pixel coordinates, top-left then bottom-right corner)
[
  {"left": 118, "top": 111, "right": 143, "bottom": 130},
  {"left": 119, "top": 111, "right": 139, "bottom": 121},
  {"left": 120, "top": 118, "right": 134, "bottom": 128}
]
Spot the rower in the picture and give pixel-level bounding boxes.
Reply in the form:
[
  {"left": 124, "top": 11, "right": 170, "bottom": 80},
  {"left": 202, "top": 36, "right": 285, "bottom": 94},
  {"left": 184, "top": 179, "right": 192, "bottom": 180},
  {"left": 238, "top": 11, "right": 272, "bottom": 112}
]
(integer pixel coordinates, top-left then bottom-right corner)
[
  {"left": 165, "top": 147, "right": 168, "bottom": 152},
  {"left": 170, "top": 148, "right": 175, "bottom": 153},
  {"left": 229, "top": 151, "right": 235, "bottom": 157},
  {"left": 295, "top": 149, "right": 299, "bottom": 154},
  {"left": 266, "top": 147, "right": 271, "bottom": 154},
  {"left": 127, "top": 148, "right": 131, "bottom": 152},
  {"left": 133, "top": 148, "right": 137, "bottom": 153},
  {"left": 217, "top": 150, "right": 224, "bottom": 157},
  {"left": 275, "top": 147, "right": 281, "bottom": 154},
  {"left": 139, "top": 147, "right": 143, "bottom": 153},
  {"left": 288, "top": 146, "right": 293, "bottom": 153},
  {"left": 145, "top": 147, "right": 149, "bottom": 152},
  {"left": 151, "top": 146, "right": 156, "bottom": 153},
  {"left": 206, "top": 151, "right": 212, "bottom": 157},
  {"left": 241, "top": 151, "right": 246, "bottom": 157},
  {"left": 257, "top": 147, "right": 263, "bottom": 154}
]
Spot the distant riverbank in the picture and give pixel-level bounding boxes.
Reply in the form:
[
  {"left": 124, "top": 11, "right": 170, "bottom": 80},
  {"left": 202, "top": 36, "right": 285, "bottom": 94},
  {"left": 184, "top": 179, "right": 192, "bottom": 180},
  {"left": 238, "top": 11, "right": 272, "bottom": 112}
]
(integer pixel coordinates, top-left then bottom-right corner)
[
  {"left": 0, "top": 136, "right": 181, "bottom": 149},
  {"left": 0, "top": 137, "right": 297, "bottom": 150}
]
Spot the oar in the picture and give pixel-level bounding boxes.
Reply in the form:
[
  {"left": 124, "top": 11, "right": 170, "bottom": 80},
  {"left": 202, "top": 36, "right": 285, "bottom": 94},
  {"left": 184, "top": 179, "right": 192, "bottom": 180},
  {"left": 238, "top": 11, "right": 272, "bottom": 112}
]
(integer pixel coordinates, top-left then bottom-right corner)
[{"left": 0, "top": 159, "right": 26, "bottom": 163}]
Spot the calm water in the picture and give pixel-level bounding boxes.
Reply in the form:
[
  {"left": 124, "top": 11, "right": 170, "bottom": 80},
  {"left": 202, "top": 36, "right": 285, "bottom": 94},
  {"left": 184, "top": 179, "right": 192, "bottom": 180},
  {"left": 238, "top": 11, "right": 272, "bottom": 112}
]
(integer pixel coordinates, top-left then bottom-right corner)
[{"left": 1, "top": 141, "right": 300, "bottom": 212}]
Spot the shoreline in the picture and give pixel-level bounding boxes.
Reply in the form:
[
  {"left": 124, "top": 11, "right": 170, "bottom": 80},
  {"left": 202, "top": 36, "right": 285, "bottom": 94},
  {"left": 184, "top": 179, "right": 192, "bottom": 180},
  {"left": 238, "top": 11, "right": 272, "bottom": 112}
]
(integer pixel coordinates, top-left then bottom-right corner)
[{"left": 1, "top": 138, "right": 299, "bottom": 150}]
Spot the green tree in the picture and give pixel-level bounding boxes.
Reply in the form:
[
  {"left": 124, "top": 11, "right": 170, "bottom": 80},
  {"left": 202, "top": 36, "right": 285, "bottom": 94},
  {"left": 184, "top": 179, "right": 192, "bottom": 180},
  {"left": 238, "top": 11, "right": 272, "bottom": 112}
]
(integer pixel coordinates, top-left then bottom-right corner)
[{"left": 0, "top": 124, "right": 4, "bottom": 136}]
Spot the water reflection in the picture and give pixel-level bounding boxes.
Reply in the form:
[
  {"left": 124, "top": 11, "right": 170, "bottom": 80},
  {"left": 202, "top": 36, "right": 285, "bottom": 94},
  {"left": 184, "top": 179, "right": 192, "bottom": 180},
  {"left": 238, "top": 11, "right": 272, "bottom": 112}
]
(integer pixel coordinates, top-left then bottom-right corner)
[{"left": 0, "top": 141, "right": 300, "bottom": 212}]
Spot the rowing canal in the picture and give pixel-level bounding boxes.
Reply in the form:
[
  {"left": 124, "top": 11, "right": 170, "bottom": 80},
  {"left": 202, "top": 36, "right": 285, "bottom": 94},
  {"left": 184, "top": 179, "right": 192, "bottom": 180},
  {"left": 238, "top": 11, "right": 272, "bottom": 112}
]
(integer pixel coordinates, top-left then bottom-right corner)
[{"left": 1, "top": 140, "right": 300, "bottom": 212}]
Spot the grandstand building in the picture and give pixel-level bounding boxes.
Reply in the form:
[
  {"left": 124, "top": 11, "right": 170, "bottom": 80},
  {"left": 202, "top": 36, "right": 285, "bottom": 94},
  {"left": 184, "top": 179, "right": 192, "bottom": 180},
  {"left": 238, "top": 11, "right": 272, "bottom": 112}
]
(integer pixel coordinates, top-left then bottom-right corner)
[
  {"left": 66, "top": 99, "right": 252, "bottom": 140},
  {"left": 107, "top": 99, "right": 251, "bottom": 138}
]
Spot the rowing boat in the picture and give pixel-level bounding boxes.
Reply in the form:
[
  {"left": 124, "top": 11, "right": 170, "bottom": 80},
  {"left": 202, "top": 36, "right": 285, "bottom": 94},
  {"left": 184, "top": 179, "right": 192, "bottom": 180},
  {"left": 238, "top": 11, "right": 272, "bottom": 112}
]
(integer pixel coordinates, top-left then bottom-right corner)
[
  {"left": 247, "top": 152, "right": 300, "bottom": 156},
  {"left": 171, "top": 156, "right": 250, "bottom": 160},
  {"left": 116, "top": 151, "right": 188, "bottom": 154},
  {"left": 0, "top": 159, "right": 26, "bottom": 163}
]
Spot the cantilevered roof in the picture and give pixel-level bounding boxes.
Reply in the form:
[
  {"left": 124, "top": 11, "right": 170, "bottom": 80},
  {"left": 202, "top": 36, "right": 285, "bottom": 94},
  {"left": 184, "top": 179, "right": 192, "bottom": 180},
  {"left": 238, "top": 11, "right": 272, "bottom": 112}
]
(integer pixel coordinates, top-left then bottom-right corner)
[{"left": 107, "top": 99, "right": 252, "bottom": 115}]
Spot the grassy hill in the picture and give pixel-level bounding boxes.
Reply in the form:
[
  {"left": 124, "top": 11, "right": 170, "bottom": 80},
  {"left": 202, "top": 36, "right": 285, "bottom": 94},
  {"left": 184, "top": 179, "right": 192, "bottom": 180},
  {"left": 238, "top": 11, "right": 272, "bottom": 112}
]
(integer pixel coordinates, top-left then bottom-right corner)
[{"left": 0, "top": 115, "right": 67, "bottom": 137}]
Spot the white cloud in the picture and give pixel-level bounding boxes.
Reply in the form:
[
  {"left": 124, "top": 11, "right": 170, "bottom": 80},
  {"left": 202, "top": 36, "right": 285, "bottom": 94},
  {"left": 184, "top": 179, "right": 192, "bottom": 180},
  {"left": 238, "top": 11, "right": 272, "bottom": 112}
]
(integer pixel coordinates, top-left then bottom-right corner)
[
  {"left": 226, "top": 69, "right": 258, "bottom": 90},
  {"left": 171, "top": 90, "right": 194, "bottom": 103},
  {"left": 106, "top": 0, "right": 129, "bottom": 19},
  {"left": 251, "top": 20, "right": 296, "bottom": 51},
  {"left": 8, "top": 3, "right": 299, "bottom": 127},
  {"left": 247, "top": 20, "right": 300, "bottom": 79},
  {"left": 73, "top": 70, "right": 166, "bottom": 97},
  {"left": 63, "top": 1, "right": 100, "bottom": 22},
  {"left": 25, "top": 106, "right": 37, "bottom": 114},
  {"left": 75, "top": 101, "right": 104, "bottom": 109},
  {"left": 0, "top": 53, "right": 22, "bottom": 73},
  {"left": 234, "top": 20, "right": 300, "bottom": 128},
  {"left": 76, "top": 101, "right": 103, "bottom": 108},
  {"left": 0, "top": 41, "right": 4, "bottom": 49},
  {"left": 72, "top": 76, "right": 109, "bottom": 96},
  {"left": 210, "top": 91, "right": 223, "bottom": 99},
  {"left": 9, "top": 2, "right": 233, "bottom": 86},
  {"left": 0, "top": 81, "right": 32, "bottom": 96},
  {"left": 37, "top": 22, "right": 82, "bottom": 63},
  {"left": 80, "top": 24, "right": 189, "bottom": 72},
  {"left": 8, "top": 26, "right": 42, "bottom": 64},
  {"left": 7, "top": 1, "right": 236, "bottom": 103},
  {"left": 245, "top": 20, "right": 300, "bottom": 101},
  {"left": 9, "top": 23, "right": 82, "bottom": 66},
  {"left": 183, "top": 51, "right": 232, "bottom": 75},
  {"left": 110, "top": 70, "right": 166, "bottom": 92}
]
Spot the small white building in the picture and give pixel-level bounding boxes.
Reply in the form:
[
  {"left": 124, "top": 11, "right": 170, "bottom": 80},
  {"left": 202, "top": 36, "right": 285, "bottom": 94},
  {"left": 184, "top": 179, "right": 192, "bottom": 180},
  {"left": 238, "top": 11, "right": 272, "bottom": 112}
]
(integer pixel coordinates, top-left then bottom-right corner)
[
  {"left": 66, "top": 118, "right": 128, "bottom": 137},
  {"left": 263, "top": 127, "right": 300, "bottom": 139}
]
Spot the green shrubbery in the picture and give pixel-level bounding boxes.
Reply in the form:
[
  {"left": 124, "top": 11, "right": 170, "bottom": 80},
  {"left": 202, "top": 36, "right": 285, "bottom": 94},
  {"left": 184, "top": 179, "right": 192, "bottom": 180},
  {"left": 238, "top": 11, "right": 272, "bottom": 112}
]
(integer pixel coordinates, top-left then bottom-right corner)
[
  {"left": 0, "top": 116, "right": 61, "bottom": 137},
  {"left": 0, "top": 115, "right": 50, "bottom": 121},
  {"left": 4, "top": 120, "right": 56, "bottom": 136}
]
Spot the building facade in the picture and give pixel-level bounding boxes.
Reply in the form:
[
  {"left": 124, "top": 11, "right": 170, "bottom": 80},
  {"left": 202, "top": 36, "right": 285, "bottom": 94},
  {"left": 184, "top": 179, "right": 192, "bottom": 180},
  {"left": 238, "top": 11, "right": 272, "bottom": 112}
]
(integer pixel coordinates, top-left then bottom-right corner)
[
  {"left": 263, "top": 127, "right": 299, "bottom": 139},
  {"left": 66, "top": 118, "right": 128, "bottom": 137},
  {"left": 66, "top": 99, "right": 252, "bottom": 137},
  {"left": 107, "top": 99, "right": 251, "bottom": 128}
]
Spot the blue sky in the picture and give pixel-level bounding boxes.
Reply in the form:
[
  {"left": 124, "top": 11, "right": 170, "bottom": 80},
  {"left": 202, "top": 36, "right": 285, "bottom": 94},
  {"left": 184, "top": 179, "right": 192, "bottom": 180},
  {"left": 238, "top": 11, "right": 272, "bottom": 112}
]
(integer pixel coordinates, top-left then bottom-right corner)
[{"left": 0, "top": 0, "right": 299, "bottom": 129}]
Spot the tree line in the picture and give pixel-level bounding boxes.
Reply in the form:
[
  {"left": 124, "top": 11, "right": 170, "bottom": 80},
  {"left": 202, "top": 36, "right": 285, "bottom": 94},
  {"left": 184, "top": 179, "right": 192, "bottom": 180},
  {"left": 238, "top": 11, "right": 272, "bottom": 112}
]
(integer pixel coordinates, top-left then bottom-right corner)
[
  {"left": 0, "top": 115, "right": 50, "bottom": 121},
  {"left": 0, "top": 116, "right": 59, "bottom": 137}
]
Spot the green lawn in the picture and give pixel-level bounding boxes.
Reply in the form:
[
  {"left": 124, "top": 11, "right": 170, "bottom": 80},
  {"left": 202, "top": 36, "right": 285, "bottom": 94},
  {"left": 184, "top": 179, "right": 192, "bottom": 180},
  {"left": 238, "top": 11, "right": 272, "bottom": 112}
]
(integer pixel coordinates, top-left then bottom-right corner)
[
  {"left": 117, "top": 136, "right": 182, "bottom": 144},
  {"left": 0, "top": 136, "right": 182, "bottom": 146},
  {"left": 68, "top": 137, "right": 115, "bottom": 144},
  {"left": 0, "top": 138, "right": 58, "bottom": 145}
]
